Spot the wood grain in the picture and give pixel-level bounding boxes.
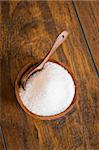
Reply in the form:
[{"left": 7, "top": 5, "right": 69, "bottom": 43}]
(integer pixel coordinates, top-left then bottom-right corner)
[
  {"left": 73, "top": 1, "right": 99, "bottom": 72},
  {"left": 0, "top": 1, "right": 98, "bottom": 150}
]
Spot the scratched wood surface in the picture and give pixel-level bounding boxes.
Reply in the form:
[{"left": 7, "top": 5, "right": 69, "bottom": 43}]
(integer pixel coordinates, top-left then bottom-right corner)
[{"left": 0, "top": 1, "right": 98, "bottom": 150}]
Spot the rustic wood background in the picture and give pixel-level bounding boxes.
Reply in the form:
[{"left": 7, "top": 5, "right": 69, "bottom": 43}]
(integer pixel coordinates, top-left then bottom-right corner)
[{"left": 0, "top": 1, "right": 98, "bottom": 150}]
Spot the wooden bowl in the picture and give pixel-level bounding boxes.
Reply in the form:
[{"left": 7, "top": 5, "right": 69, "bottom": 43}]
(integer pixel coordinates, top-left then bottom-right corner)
[{"left": 15, "top": 60, "right": 76, "bottom": 120}]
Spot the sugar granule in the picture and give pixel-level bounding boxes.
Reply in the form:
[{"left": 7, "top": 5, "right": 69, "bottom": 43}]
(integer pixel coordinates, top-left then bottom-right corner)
[{"left": 19, "top": 62, "right": 75, "bottom": 116}]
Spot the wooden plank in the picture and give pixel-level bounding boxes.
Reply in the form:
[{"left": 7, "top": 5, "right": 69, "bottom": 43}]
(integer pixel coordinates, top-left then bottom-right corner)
[
  {"left": 0, "top": 1, "right": 98, "bottom": 150},
  {"left": 73, "top": 1, "right": 99, "bottom": 73},
  {"left": 0, "top": 133, "right": 4, "bottom": 150},
  {"left": 0, "top": 4, "right": 5, "bottom": 150},
  {"left": 0, "top": 127, "right": 7, "bottom": 150},
  {"left": 0, "top": 135, "right": 4, "bottom": 150}
]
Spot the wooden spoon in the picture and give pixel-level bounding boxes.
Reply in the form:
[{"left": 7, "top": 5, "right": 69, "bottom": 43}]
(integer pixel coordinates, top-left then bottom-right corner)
[{"left": 21, "top": 31, "right": 68, "bottom": 89}]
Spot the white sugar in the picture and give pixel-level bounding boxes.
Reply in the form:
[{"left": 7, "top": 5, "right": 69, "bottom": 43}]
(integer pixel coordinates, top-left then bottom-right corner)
[{"left": 19, "top": 62, "right": 75, "bottom": 116}]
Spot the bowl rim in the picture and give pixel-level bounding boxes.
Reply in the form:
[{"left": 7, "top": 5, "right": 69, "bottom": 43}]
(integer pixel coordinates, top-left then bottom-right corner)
[{"left": 15, "top": 59, "right": 77, "bottom": 120}]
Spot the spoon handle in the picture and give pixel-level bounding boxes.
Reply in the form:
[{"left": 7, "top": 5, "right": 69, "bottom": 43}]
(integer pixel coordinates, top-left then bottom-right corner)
[
  {"left": 21, "top": 31, "right": 68, "bottom": 89},
  {"left": 39, "top": 31, "right": 68, "bottom": 68}
]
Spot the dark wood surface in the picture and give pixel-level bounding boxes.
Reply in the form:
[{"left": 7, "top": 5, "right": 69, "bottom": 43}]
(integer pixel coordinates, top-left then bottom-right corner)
[
  {"left": 73, "top": 1, "right": 99, "bottom": 72},
  {"left": 0, "top": 1, "right": 98, "bottom": 150}
]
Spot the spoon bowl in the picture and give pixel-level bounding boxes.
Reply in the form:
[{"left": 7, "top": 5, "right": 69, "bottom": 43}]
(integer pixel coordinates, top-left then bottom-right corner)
[{"left": 15, "top": 60, "right": 77, "bottom": 120}]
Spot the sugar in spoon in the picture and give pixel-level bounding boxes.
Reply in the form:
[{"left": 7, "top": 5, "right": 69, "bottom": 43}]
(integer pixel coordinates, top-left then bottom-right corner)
[{"left": 21, "top": 31, "right": 68, "bottom": 89}]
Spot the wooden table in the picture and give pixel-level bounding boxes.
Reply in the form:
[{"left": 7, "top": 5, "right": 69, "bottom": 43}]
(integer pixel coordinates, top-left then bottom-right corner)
[{"left": 0, "top": 1, "right": 98, "bottom": 150}]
